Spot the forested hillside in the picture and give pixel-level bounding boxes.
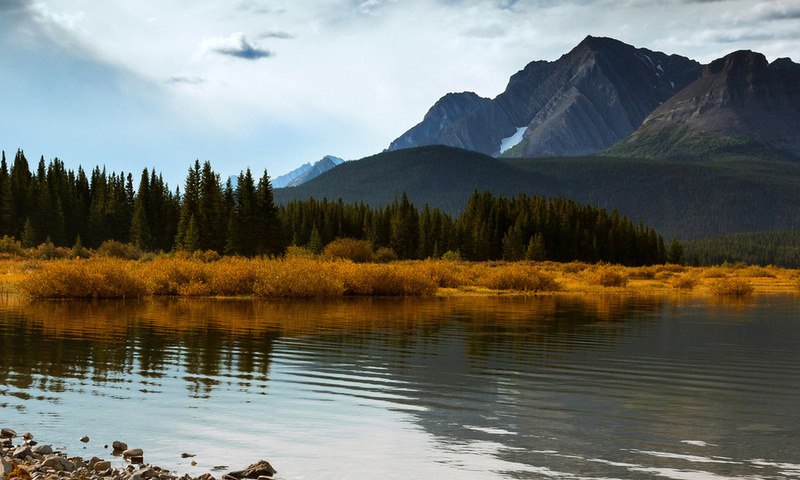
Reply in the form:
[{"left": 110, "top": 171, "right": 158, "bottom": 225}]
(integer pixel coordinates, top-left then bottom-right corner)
[
  {"left": 276, "top": 146, "right": 800, "bottom": 239},
  {"left": 683, "top": 231, "right": 800, "bottom": 268}
]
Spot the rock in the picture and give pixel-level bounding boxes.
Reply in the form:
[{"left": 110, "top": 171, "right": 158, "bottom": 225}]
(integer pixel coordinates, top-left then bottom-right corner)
[
  {"left": 0, "top": 429, "right": 16, "bottom": 439},
  {"left": 122, "top": 449, "right": 143, "bottom": 458},
  {"left": 13, "top": 445, "right": 32, "bottom": 459},
  {"left": 112, "top": 441, "right": 128, "bottom": 451},
  {"left": 42, "top": 455, "right": 76, "bottom": 472},
  {"left": 93, "top": 461, "right": 111, "bottom": 472},
  {"left": 180, "top": 453, "right": 195, "bottom": 459},
  {"left": 68, "top": 457, "right": 86, "bottom": 470},
  {"left": 129, "top": 456, "right": 144, "bottom": 464},
  {"left": 134, "top": 467, "right": 157, "bottom": 479},
  {"left": 227, "top": 461, "right": 276, "bottom": 479},
  {"left": 88, "top": 457, "right": 103, "bottom": 470},
  {"left": 190, "top": 462, "right": 197, "bottom": 467},
  {"left": 79, "top": 437, "right": 90, "bottom": 443},
  {"left": 2, "top": 458, "right": 14, "bottom": 475},
  {"left": 22, "top": 433, "right": 33, "bottom": 440},
  {"left": 32, "top": 445, "right": 53, "bottom": 455}
]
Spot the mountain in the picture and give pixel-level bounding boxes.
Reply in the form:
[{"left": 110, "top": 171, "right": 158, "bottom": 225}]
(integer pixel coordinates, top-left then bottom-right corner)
[
  {"left": 606, "top": 50, "right": 800, "bottom": 159},
  {"left": 274, "top": 145, "right": 800, "bottom": 239},
  {"left": 387, "top": 36, "right": 702, "bottom": 157},
  {"left": 272, "top": 155, "right": 345, "bottom": 188},
  {"left": 388, "top": 92, "right": 491, "bottom": 151},
  {"left": 286, "top": 155, "right": 344, "bottom": 187},
  {"left": 272, "top": 162, "right": 314, "bottom": 188}
]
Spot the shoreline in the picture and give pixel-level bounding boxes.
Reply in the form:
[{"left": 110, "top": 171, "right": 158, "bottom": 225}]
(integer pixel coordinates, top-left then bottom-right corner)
[{"left": 0, "top": 429, "right": 276, "bottom": 480}]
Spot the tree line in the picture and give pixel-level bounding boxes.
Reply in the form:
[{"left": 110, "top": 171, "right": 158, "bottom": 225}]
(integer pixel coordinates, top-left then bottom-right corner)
[{"left": 0, "top": 149, "right": 676, "bottom": 265}]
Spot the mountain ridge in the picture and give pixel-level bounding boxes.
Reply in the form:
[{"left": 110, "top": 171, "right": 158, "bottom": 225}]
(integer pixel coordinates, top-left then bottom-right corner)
[{"left": 388, "top": 36, "right": 703, "bottom": 158}]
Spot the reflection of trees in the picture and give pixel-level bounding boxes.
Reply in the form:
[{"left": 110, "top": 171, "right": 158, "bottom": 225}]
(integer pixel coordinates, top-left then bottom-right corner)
[{"left": 0, "top": 295, "right": 663, "bottom": 400}]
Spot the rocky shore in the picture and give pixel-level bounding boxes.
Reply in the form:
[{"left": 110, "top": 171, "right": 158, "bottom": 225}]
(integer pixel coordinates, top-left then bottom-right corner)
[{"left": 0, "top": 429, "right": 276, "bottom": 480}]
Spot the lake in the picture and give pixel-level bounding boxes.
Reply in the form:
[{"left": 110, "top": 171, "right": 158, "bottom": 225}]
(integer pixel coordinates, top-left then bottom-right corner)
[{"left": 1, "top": 294, "right": 799, "bottom": 480}]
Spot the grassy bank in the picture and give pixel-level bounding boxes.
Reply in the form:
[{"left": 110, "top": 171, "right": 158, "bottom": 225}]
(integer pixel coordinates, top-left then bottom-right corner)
[{"left": 4, "top": 256, "right": 799, "bottom": 299}]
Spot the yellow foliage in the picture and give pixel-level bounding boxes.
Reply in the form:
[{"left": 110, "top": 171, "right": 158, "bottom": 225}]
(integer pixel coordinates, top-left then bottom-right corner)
[
  {"left": 589, "top": 265, "right": 629, "bottom": 287},
  {"left": 19, "top": 258, "right": 146, "bottom": 298},
  {"left": 253, "top": 258, "right": 346, "bottom": 298},
  {"left": 476, "top": 263, "right": 561, "bottom": 292},
  {"left": 323, "top": 238, "right": 375, "bottom": 263},
  {"left": 670, "top": 274, "right": 697, "bottom": 290},
  {"left": 709, "top": 277, "right": 754, "bottom": 296},
  {"left": 8, "top": 464, "right": 31, "bottom": 480}
]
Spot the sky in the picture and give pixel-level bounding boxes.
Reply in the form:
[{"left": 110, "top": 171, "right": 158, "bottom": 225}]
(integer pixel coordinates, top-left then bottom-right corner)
[{"left": 1, "top": 0, "right": 799, "bottom": 188}]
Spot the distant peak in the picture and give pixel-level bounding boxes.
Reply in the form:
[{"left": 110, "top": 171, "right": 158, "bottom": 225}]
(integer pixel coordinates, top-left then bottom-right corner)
[{"left": 706, "top": 50, "right": 768, "bottom": 76}]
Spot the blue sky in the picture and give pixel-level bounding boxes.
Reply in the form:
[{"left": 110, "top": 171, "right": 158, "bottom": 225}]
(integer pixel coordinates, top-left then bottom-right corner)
[{"left": 1, "top": 0, "right": 799, "bottom": 188}]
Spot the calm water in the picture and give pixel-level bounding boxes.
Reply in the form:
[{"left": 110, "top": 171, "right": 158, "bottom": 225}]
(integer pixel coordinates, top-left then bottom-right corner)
[{"left": 1, "top": 294, "right": 799, "bottom": 480}]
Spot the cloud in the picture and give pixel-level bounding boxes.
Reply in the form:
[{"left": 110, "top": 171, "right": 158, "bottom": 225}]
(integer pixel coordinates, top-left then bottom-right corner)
[
  {"left": 755, "top": 5, "right": 800, "bottom": 21},
  {"left": 167, "top": 75, "right": 205, "bottom": 85},
  {"left": 201, "top": 32, "right": 273, "bottom": 60},
  {"left": 258, "top": 31, "right": 294, "bottom": 39}
]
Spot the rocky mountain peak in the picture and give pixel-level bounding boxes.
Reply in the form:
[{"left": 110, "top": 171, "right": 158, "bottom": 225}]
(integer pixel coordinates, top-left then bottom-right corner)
[{"left": 706, "top": 50, "right": 768, "bottom": 76}]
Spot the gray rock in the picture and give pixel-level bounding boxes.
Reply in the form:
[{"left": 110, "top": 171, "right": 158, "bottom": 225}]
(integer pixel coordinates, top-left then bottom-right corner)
[
  {"left": 113, "top": 441, "right": 128, "bottom": 451},
  {"left": 227, "top": 461, "right": 276, "bottom": 479},
  {"left": 134, "top": 467, "right": 157, "bottom": 479},
  {"left": 1, "top": 458, "right": 14, "bottom": 475},
  {"left": 13, "top": 445, "right": 31, "bottom": 458},
  {"left": 88, "top": 457, "right": 104, "bottom": 469},
  {"left": 43, "top": 455, "right": 76, "bottom": 472},
  {"left": 122, "top": 448, "right": 143, "bottom": 458},
  {"left": 0, "top": 429, "right": 16, "bottom": 439},
  {"left": 33, "top": 445, "right": 53, "bottom": 455},
  {"left": 130, "top": 474, "right": 142, "bottom": 480},
  {"left": 22, "top": 432, "right": 33, "bottom": 440},
  {"left": 93, "top": 460, "right": 112, "bottom": 472}
]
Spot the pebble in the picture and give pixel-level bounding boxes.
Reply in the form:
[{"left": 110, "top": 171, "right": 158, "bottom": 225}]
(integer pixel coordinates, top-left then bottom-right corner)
[
  {"left": 0, "top": 427, "right": 276, "bottom": 480},
  {"left": 80, "top": 436, "right": 90, "bottom": 443}
]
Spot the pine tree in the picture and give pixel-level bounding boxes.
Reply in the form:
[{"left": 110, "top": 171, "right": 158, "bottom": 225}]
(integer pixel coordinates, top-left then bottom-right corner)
[{"left": 21, "top": 217, "right": 35, "bottom": 248}]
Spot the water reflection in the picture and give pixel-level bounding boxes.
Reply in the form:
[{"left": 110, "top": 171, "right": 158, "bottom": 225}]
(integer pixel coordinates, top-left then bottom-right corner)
[{"left": 1, "top": 294, "right": 799, "bottom": 480}]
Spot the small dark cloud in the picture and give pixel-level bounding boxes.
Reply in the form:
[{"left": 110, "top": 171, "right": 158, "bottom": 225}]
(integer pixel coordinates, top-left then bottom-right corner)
[
  {"left": 258, "top": 31, "right": 294, "bottom": 40},
  {"left": 204, "top": 34, "right": 273, "bottom": 60},
  {"left": 166, "top": 75, "right": 205, "bottom": 85}
]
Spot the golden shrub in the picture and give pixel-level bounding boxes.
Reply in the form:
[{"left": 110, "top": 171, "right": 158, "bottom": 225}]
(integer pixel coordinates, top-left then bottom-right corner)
[
  {"left": 732, "top": 266, "right": 776, "bottom": 278},
  {"left": 709, "top": 277, "right": 754, "bottom": 296},
  {"left": 589, "top": 265, "right": 629, "bottom": 287},
  {"left": 323, "top": 238, "right": 375, "bottom": 263},
  {"left": 477, "top": 263, "right": 561, "bottom": 292},
  {"left": 19, "top": 258, "right": 146, "bottom": 299},
  {"left": 670, "top": 274, "right": 697, "bottom": 290},
  {"left": 342, "top": 262, "right": 437, "bottom": 296},
  {"left": 253, "top": 258, "right": 346, "bottom": 298}
]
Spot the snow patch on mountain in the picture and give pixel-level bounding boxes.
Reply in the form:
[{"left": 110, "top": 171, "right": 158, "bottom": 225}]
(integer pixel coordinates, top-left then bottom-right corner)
[{"left": 500, "top": 127, "right": 527, "bottom": 154}]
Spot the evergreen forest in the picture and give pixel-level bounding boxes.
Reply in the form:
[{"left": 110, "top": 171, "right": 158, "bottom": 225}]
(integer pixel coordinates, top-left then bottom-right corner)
[{"left": 0, "top": 149, "right": 674, "bottom": 266}]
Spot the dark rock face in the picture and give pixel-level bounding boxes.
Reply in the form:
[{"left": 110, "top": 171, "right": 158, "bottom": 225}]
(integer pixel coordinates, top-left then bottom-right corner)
[
  {"left": 388, "top": 36, "right": 702, "bottom": 157},
  {"left": 388, "top": 92, "right": 491, "bottom": 151},
  {"left": 620, "top": 50, "right": 800, "bottom": 156}
]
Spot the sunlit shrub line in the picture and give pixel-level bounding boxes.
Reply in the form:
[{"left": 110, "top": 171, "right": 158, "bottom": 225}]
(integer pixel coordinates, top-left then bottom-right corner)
[{"left": 18, "top": 257, "right": 563, "bottom": 299}]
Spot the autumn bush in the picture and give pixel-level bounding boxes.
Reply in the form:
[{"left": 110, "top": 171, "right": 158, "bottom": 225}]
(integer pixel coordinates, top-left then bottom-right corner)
[
  {"left": 477, "top": 264, "right": 561, "bottom": 292},
  {"left": 20, "top": 258, "right": 146, "bottom": 299},
  {"left": 97, "top": 240, "right": 142, "bottom": 260},
  {"left": 589, "top": 265, "right": 629, "bottom": 287},
  {"left": 670, "top": 274, "right": 698, "bottom": 290},
  {"left": 709, "top": 277, "right": 754, "bottom": 296},
  {"left": 342, "top": 262, "right": 437, "bottom": 296},
  {"left": 253, "top": 258, "right": 346, "bottom": 298},
  {"left": 323, "top": 238, "right": 375, "bottom": 263}
]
